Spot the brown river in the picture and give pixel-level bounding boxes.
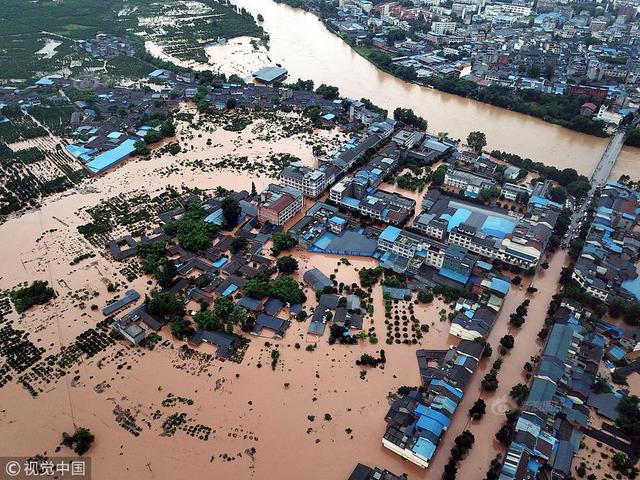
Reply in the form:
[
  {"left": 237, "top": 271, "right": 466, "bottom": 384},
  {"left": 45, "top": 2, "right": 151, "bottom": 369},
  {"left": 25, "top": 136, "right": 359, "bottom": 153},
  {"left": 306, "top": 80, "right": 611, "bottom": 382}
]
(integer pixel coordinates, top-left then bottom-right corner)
[{"left": 150, "top": 0, "right": 640, "bottom": 176}]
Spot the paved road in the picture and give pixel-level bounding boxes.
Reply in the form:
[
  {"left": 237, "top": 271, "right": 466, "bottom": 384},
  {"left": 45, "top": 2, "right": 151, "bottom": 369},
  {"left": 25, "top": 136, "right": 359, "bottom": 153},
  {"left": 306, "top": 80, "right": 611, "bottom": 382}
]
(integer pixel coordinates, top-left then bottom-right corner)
[{"left": 561, "top": 128, "right": 626, "bottom": 247}]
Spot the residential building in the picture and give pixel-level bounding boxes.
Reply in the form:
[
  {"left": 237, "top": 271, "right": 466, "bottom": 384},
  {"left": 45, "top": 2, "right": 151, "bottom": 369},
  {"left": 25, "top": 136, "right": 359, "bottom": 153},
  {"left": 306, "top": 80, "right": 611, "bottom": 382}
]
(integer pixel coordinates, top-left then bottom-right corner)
[
  {"left": 280, "top": 164, "right": 328, "bottom": 198},
  {"left": 257, "top": 184, "right": 304, "bottom": 226}
]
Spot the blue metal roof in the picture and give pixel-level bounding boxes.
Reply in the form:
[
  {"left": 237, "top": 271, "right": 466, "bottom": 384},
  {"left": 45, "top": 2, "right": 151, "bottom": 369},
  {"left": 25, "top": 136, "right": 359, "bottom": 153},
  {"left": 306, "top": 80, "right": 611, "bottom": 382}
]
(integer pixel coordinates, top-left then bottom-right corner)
[
  {"left": 86, "top": 139, "right": 137, "bottom": 174},
  {"left": 424, "top": 407, "right": 451, "bottom": 428},
  {"left": 379, "top": 225, "right": 402, "bottom": 243},
  {"left": 411, "top": 437, "right": 437, "bottom": 461},
  {"left": 416, "top": 416, "right": 444, "bottom": 437},
  {"left": 431, "top": 379, "right": 463, "bottom": 399}
]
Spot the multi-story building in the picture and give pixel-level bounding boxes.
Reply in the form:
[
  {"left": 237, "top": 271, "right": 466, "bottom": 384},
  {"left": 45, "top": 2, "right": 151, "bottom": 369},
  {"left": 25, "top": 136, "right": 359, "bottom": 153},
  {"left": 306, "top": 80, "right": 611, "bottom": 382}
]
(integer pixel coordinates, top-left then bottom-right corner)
[
  {"left": 571, "top": 182, "right": 640, "bottom": 305},
  {"left": 257, "top": 184, "right": 304, "bottom": 226},
  {"left": 417, "top": 190, "right": 557, "bottom": 270},
  {"left": 443, "top": 168, "right": 496, "bottom": 198},
  {"left": 279, "top": 164, "right": 327, "bottom": 199},
  {"left": 430, "top": 21, "right": 457, "bottom": 34},
  {"left": 330, "top": 171, "right": 415, "bottom": 225},
  {"left": 498, "top": 305, "right": 604, "bottom": 479}
]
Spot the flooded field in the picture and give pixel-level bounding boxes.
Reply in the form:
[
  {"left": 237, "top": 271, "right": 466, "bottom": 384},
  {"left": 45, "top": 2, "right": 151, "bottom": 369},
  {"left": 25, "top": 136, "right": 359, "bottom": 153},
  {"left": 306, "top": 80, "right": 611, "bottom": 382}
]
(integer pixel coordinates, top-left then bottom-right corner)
[{"left": 0, "top": 111, "right": 441, "bottom": 479}]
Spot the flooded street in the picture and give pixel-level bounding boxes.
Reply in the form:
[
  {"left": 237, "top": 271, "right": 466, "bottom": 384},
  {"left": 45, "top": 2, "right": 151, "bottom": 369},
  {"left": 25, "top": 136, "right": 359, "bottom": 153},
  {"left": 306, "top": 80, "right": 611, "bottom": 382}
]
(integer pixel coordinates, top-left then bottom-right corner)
[{"left": 427, "top": 251, "right": 568, "bottom": 478}]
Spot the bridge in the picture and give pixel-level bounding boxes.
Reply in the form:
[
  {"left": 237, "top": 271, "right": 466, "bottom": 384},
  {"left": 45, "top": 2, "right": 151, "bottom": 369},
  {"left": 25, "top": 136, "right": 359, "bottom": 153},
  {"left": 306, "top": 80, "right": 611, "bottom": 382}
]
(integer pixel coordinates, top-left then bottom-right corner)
[{"left": 562, "top": 127, "right": 627, "bottom": 247}]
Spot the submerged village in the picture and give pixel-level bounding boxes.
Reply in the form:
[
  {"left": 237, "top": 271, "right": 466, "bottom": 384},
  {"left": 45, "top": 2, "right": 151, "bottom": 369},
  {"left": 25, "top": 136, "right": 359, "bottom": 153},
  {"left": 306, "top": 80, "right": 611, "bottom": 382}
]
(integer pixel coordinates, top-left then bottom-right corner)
[{"left": 2, "top": 33, "right": 640, "bottom": 480}]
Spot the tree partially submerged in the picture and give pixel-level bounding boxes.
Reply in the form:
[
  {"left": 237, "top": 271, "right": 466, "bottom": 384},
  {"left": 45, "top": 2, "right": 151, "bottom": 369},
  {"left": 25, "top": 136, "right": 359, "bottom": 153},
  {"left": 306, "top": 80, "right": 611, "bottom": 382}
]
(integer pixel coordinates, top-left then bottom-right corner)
[
  {"left": 10, "top": 280, "right": 56, "bottom": 314},
  {"left": 62, "top": 427, "right": 95, "bottom": 455}
]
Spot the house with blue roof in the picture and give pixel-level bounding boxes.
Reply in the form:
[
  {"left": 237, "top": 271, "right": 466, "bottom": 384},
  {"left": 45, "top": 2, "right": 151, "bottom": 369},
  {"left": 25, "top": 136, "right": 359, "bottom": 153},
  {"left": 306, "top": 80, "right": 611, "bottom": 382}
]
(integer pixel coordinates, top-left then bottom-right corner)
[
  {"left": 498, "top": 305, "right": 605, "bottom": 480},
  {"left": 383, "top": 341, "right": 484, "bottom": 468}
]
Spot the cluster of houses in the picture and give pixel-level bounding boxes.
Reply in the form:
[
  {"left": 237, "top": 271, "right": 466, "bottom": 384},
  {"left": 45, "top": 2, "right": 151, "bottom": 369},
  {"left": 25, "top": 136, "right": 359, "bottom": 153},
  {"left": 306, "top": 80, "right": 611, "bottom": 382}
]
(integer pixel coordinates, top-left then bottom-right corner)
[
  {"left": 382, "top": 339, "right": 486, "bottom": 467},
  {"left": 0, "top": 73, "right": 184, "bottom": 174},
  {"left": 108, "top": 190, "right": 298, "bottom": 355},
  {"left": 322, "top": 0, "right": 640, "bottom": 128},
  {"left": 499, "top": 301, "right": 611, "bottom": 480},
  {"left": 382, "top": 294, "right": 640, "bottom": 477},
  {"left": 72, "top": 33, "right": 136, "bottom": 59},
  {"left": 572, "top": 181, "right": 640, "bottom": 305}
]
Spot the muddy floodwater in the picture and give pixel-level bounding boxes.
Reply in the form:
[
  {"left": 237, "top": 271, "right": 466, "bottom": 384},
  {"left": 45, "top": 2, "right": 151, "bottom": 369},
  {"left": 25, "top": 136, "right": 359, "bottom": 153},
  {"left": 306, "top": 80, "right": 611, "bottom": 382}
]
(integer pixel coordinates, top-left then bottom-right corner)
[
  {"left": 142, "top": 0, "right": 640, "bottom": 175},
  {"left": 610, "top": 146, "right": 640, "bottom": 181},
  {"left": 0, "top": 111, "right": 467, "bottom": 479}
]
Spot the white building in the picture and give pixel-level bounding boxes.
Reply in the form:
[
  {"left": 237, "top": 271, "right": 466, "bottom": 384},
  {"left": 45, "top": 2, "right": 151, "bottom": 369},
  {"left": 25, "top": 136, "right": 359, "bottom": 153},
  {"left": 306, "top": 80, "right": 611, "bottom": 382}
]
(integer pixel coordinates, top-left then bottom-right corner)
[
  {"left": 430, "top": 21, "right": 457, "bottom": 34},
  {"left": 280, "top": 164, "right": 328, "bottom": 199}
]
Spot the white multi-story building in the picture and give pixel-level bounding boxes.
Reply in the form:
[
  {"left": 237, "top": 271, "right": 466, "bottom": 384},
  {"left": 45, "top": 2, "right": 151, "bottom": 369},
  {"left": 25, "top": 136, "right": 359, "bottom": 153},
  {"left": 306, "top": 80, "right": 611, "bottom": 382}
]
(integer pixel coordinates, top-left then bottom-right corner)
[
  {"left": 280, "top": 164, "right": 327, "bottom": 199},
  {"left": 443, "top": 169, "right": 496, "bottom": 197},
  {"left": 430, "top": 21, "right": 457, "bottom": 34}
]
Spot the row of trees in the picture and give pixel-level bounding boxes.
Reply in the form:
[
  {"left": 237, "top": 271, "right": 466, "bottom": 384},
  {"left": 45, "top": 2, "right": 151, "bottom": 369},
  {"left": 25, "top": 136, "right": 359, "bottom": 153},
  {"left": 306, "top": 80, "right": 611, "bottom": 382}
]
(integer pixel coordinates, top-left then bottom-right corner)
[
  {"left": 490, "top": 150, "right": 591, "bottom": 201},
  {"left": 425, "top": 77, "right": 608, "bottom": 137},
  {"left": 442, "top": 430, "right": 475, "bottom": 480}
]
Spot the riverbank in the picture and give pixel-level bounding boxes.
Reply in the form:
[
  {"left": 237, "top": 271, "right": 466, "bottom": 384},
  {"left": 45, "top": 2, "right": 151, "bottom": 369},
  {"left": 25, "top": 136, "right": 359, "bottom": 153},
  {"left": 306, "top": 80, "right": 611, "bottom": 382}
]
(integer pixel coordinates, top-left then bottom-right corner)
[
  {"left": 296, "top": 7, "right": 610, "bottom": 139},
  {"left": 221, "top": 0, "right": 612, "bottom": 172}
]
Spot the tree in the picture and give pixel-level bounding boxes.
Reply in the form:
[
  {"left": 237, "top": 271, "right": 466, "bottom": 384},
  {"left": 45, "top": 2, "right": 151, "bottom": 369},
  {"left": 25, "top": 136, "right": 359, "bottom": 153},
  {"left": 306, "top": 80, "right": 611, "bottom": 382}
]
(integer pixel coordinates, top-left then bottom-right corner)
[
  {"left": 612, "top": 453, "right": 637, "bottom": 476},
  {"left": 500, "top": 334, "right": 514, "bottom": 350},
  {"left": 146, "top": 291, "right": 185, "bottom": 319},
  {"left": 467, "top": 131, "right": 487, "bottom": 153},
  {"left": 481, "top": 372, "right": 499, "bottom": 391},
  {"left": 134, "top": 139, "right": 150, "bottom": 155},
  {"left": 480, "top": 186, "right": 501, "bottom": 202},
  {"left": 62, "top": 427, "right": 95, "bottom": 455},
  {"left": 359, "top": 266, "right": 384, "bottom": 287},
  {"left": 417, "top": 289, "right": 434, "bottom": 303},
  {"left": 616, "top": 395, "right": 640, "bottom": 437},
  {"left": 251, "top": 181, "right": 257, "bottom": 196},
  {"left": 230, "top": 306, "right": 254, "bottom": 332},
  {"left": 484, "top": 454, "right": 503, "bottom": 480},
  {"left": 165, "top": 202, "right": 217, "bottom": 252},
  {"left": 431, "top": 164, "right": 448, "bottom": 186},
  {"left": 609, "top": 298, "right": 627, "bottom": 318},
  {"left": 271, "top": 276, "right": 306, "bottom": 304},
  {"left": 194, "top": 310, "right": 221, "bottom": 331},
  {"left": 271, "top": 232, "right": 298, "bottom": 256},
  {"left": 225, "top": 97, "right": 237, "bottom": 109},
  {"left": 10, "top": 280, "right": 56, "bottom": 314},
  {"left": 230, "top": 237, "right": 248, "bottom": 253},
  {"left": 548, "top": 186, "right": 567, "bottom": 203},
  {"left": 155, "top": 257, "right": 177, "bottom": 289},
  {"left": 495, "top": 424, "right": 512, "bottom": 444},
  {"left": 393, "top": 107, "right": 428, "bottom": 130},
  {"left": 469, "top": 399, "right": 486, "bottom": 420},
  {"left": 144, "top": 130, "right": 163, "bottom": 144},
  {"left": 454, "top": 430, "right": 475, "bottom": 453},
  {"left": 527, "top": 63, "right": 541, "bottom": 77},
  {"left": 509, "top": 384, "right": 530, "bottom": 405},
  {"left": 315, "top": 84, "right": 340, "bottom": 100},
  {"left": 170, "top": 317, "right": 195, "bottom": 339},
  {"left": 212, "top": 295, "right": 235, "bottom": 322},
  {"left": 277, "top": 255, "right": 299, "bottom": 274},
  {"left": 386, "top": 29, "right": 406, "bottom": 46},
  {"left": 442, "top": 461, "right": 458, "bottom": 480},
  {"left": 221, "top": 196, "right": 241, "bottom": 228}
]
